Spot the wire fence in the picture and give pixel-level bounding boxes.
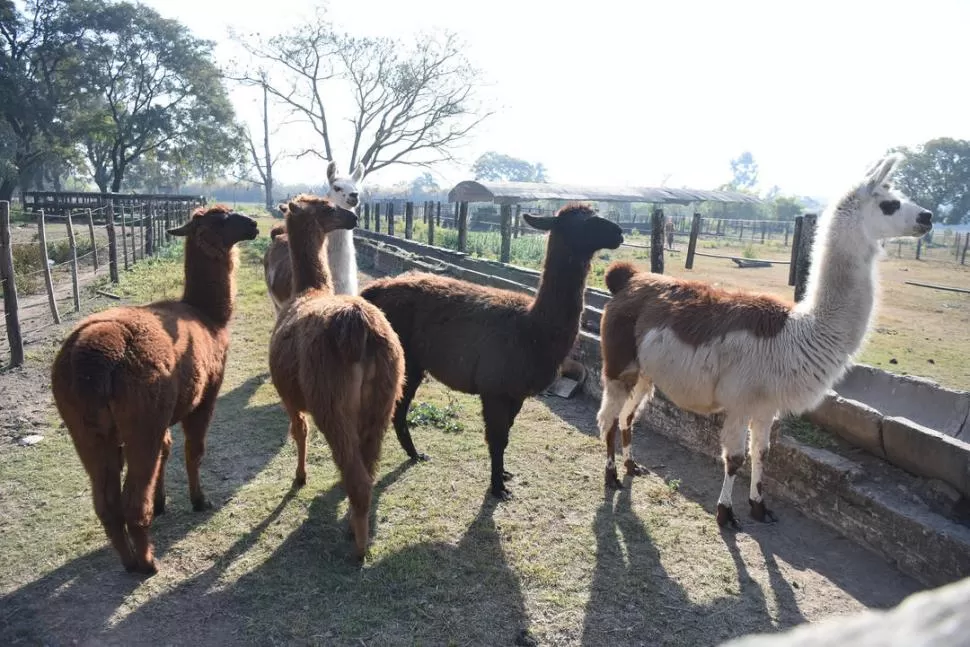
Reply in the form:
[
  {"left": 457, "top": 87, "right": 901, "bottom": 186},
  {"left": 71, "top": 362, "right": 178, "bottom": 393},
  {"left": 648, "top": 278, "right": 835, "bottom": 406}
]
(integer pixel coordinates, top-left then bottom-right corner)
[{"left": 1, "top": 197, "right": 200, "bottom": 367}]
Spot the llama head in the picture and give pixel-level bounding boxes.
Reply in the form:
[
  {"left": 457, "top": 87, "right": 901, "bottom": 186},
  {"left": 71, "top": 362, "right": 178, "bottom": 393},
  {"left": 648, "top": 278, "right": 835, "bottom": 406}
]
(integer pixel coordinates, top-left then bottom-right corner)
[
  {"left": 168, "top": 205, "right": 259, "bottom": 251},
  {"left": 852, "top": 154, "right": 932, "bottom": 241},
  {"left": 523, "top": 203, "right": 624, "bottom": 255},
  {"left": 284, "top": 193, "right": 358, "bottom": 233},
  {"left": 326, "top": 160, "right": 366, "bottom": 210}
]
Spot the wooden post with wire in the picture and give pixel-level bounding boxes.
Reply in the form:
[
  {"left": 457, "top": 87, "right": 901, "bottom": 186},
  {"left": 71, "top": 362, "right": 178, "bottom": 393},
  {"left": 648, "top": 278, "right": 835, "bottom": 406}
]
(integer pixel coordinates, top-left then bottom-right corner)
[
  {"left": 119, "top": 203, "right": 129, "bottom": 270},
  {"left": 404, "top": 201, "right": 414, "bottom": 239},
  {"left": 0, "top": 201, "right": 24, "bottom": 366},
  {"left": 457, "top": 201, "right": 469, "bottom": 252},
  {"left": 685, "top": 212, "right": 702, "bottom": 269},
  {"left": 428, "top": 200, "right": 436, "bottom": 245},
  {"left": 86, "top": 208, "right": 99, "bottom": 273},
  {"left": 65, "top": 211, "right": 80, "bottom": 312},
  {"left": 106, "top": 200, "right": 119, "bottom": 283},
  {"left": 387, "top": 202, "right": 395, "bottom": 236},
  {"left": 650, "top": 208, "right": 665, "bottom": 274},
  {"left": 500, "top": 204, "right": 512, "bottom": 263},
  {"left": 37, "top": 210, "right": 61, "bottom": 324}
]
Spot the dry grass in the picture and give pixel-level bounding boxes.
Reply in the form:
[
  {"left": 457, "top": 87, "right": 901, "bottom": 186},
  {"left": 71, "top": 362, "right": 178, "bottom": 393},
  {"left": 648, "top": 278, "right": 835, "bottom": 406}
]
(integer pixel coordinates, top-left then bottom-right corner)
[{"left": 0, "top": 216, "right": 922, "bottom": 646}]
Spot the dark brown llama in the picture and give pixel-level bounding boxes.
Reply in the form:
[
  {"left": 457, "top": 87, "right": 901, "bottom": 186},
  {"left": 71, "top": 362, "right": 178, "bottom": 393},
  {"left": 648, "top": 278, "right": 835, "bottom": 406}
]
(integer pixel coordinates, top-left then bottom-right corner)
[
  {"left": 263, "top": 221, "right": 292, "bottom": 315},
  {"left": 268, "top": 194, "right": 404, "bottom": 559},
  {"left": 51, "top": 206, "right": 259, "bottom": 574},
  {"left": 360, "top": 204, "right": 623, "bottom": 499}
]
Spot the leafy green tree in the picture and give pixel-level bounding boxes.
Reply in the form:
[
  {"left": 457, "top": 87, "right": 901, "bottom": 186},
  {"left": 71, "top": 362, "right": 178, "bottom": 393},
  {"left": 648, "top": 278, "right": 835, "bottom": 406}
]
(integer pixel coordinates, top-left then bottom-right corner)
[
  {"left": 472, "top": 152, "right": 546, "bottom": 182},
  {"left": 891, "top": 138, "right": 970, "bottom": 224},
  {"left": 70, "top": 1, "right": 242, "bottom": 192},
  {"left": 727, "top": 151, "right": 759, "bottom": 191}
]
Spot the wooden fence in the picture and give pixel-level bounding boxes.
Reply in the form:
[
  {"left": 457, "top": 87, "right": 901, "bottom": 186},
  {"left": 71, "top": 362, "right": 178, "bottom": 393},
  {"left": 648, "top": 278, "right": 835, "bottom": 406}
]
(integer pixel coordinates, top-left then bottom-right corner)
[{"left": 0, "top": 197, "right": 199, "bottom": 367}]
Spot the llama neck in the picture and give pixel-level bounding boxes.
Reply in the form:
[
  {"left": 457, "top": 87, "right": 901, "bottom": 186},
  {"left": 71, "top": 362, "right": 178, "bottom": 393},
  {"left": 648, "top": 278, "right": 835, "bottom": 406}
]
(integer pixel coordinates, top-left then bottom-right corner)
[
  {"left": 529, "top": 238, "right": 591, "bottom": 359},
  {"left": 796, "top": 210, "right": 880, "bottom": 360},
  {"left": 326, "top": 228, "right": 358, "bottom": 295},
  {"left": 287, "top": 218, "right": 334, "bottom": 296},
  {"left": 181, "top": 243, "right": 237, "bottom": 327}
]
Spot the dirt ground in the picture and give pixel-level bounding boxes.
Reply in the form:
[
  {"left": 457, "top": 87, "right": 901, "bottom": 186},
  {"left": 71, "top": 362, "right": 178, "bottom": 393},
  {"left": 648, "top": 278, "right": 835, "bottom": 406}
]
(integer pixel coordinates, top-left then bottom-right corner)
[{"left": 0, "top": 239, "right": 925, "bottom": 647}]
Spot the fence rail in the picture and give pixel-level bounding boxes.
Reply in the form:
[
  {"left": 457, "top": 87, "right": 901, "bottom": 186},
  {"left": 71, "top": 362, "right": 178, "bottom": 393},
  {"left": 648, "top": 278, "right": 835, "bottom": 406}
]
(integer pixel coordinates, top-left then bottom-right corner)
[{"left": 0, "top": 196, "right": 201, "bottom": 367}]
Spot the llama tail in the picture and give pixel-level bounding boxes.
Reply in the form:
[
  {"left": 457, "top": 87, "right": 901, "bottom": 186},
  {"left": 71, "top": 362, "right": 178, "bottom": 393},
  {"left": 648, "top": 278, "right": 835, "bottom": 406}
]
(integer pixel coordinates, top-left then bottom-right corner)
[
  {"left": 605, "top": 261, "right": 638, "bottom": 295},
  {"left": 270, "top": 223, "right": 286, "bottom": 240}
]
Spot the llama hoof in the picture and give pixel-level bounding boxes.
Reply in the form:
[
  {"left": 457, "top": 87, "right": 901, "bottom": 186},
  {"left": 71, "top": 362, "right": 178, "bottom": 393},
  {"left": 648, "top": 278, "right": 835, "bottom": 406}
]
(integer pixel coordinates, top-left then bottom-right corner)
[
  {"left": 191, "top": 496, "right": 212, "bottom": 512},
  {"left": 126, "top": 560, "right": 158, "bottom": 576},
  {"left": 409, "top": 452, "right": 431, "bottom": 463},
  {"left": 749, "top": 499, "right": 778, "bottom": 523},
  {"left": 624, "top": 460, "right": 649, "bottom": 477},
  {"left": 502, "top": 469, "right": 514, "bottom": 481},
  {"left": 491, "top": 485, "right": 514, "bottom": 501},
  {"left": 716, "top": 503, "right": 742, "bottom": 530},
  {"left": 605, "top": 467, "right": 623, "bottom": 490},
  {"left": 292, "top": 474, "right": 307, "bottom": 489}
]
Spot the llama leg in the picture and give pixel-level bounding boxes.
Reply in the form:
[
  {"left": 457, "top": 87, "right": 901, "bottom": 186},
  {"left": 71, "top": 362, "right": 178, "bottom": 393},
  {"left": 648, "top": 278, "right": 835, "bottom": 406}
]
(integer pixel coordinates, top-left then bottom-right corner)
[
  {"left": 748, "top": 415, "right": 778, "bottom": 523},
  {"left": 121, "top": 429, "right": 166, "bottom": 575},
  {"left": 393, "top": 362, "right": 428, "bottom": 462},
  {"left": 597, "top": 377, "right": 630, "bottom": 489},
  {"left": 182, "top": 396, "right": 217, "bottom": 512},
  {"left": 716, "top": 414, "right": 750, "bottom": 530},
  {"left": 501, "top": 399, "right": 524, "bottom": 481},
  {"left": 153, "top": 429, "right": 173, "bottom": 516},
  {"left": 619, "top": 377, "right": 654, "bottom": 477},
  {"left": 76, "top": 434, "right": 137, "bottom": 571},
  {"left": 482, "top": 394, "right": 516, "bottom": 500},
  {"left": 289, "top": 411, "right": 310, "bottom": 488}
]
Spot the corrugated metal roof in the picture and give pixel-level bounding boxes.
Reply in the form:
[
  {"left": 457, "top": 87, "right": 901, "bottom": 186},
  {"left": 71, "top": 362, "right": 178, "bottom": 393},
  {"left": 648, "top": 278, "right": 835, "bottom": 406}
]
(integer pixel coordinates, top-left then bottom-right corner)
[{"left": 447, "top": 180, "right": 763, "bottom": 205}]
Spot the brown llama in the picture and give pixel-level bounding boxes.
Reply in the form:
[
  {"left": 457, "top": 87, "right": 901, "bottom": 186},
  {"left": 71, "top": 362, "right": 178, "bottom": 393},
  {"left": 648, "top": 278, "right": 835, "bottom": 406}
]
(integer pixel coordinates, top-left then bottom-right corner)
[
  {"left": 360, "top": 204, "right": 623, "bottom": 499},
  {"left": 51, "top": 206, "right": 259, "bottom": 574},
  {"left": 268, "top": 194, "right": 404, "bottom": 559}
]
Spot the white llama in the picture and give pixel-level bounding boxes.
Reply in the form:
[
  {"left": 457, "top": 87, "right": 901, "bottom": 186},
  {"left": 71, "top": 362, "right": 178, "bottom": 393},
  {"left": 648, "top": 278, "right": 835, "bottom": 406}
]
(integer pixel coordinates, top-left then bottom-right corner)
[
  {"left": 595, "top": 153, "right": 932, "bottom": 528},
  {"left": 325, "top": 160, "right": 366, "bottom": 295}
]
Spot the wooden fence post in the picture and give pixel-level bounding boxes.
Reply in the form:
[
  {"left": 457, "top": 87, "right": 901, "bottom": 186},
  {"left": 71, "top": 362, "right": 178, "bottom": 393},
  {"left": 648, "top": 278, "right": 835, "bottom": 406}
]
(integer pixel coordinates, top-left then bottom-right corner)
[
  {"left": 793, "top": 214, "right": 817, "bottom": 302},
  {"left": 514, "top": 204, "right": 521, "bottom": 239},
  {"left": 428, "top": 201, "right": 436, "bottom": 245},
  {"left": 962, "top": 232, "right": 969, "bottom": 265},
  {"left": 119, "top": 203, "right": 129, "bottom": 270},
  {"left": 457, "top": 201, "right": 468, "bottom": 252},
  {"left": 916, "top": 237, "right": 923, "bottom": 260},
  {"left": 650, "top": 208, "right": 665, "bottom": 274},
  {"left": 453, "top": 202, "right": 459, "bottom": 230},
  {"left": 387, "top": 202, "right": 395, "bottom": 237},
  {"left": 436, "top": 201, "right": 441, "bottom": 228},
  {"left": 784, "top": 222, "right": 790, "bottom": 247},
  {"left": 106, "top": 201, "right": 119, "bottom": 283},
  {"left": 0, "top": 202, "right": 24, "bottom": 366},
  {"left": 760, "top": 221, "right": 766, "bottom": 244},
  {"left": 363, "top": 203, "right": 371, "bottom": 230},
  {"left": 163, "top": 204, "right": 171, "bottom": 246},
  {"left": 404, "top": 201, "right": 414, "bottom": 239},
  {"left": 685, "top": 213, "right": 702, "bottom": 269},
  {"left": 37, "top": 210, "right": 61, "bottom": 324},
  {"left": 500, "top": 203, "right": 512, "bottom": 263},
  {"left": 145, "top": 209, "right": 154, "bottom": 256},
  {"left": 86, "top": 208, "right": 99, "bottom": 273},
  {"left": 788, "top": 216, "right": 803, "bottom": 287},
  {"left": 374, "top": 203, "right": 382, "bottom": 232},
  {"left": 65, "top": 212, "right": 80, "bottom": 312}
]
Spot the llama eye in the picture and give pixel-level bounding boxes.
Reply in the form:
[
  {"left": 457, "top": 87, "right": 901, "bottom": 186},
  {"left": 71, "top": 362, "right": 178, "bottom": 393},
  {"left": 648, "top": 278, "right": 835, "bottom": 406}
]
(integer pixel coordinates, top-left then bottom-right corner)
[{"left": 879, "top": 200, "right": 901, "bottom": 216}]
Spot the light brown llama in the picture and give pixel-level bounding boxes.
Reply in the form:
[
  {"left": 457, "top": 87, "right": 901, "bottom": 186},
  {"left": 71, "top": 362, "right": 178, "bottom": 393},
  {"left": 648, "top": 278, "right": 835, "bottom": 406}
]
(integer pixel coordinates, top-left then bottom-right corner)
[
  {"left": 51, "top": 206, "right": 259, "bottom": 574},
  {"left": 360, "top": 204, "right": 624, "bottom": 500},
  {"left": 268, "top": 194, "right": 404, "bottom": 559}
]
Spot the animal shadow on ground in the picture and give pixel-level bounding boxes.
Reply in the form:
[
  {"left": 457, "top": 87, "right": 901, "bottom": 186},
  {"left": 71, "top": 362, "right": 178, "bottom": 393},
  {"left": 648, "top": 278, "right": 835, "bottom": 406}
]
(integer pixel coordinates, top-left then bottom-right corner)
[
  {"left": 543, "top": 392, "right": 921, "bottom": 645},
  {"left": 0, "top": 372, "right": 290, "bottom": 645},
  {"left": 96, "top": 463, "right": 531, "bottom": 646}
]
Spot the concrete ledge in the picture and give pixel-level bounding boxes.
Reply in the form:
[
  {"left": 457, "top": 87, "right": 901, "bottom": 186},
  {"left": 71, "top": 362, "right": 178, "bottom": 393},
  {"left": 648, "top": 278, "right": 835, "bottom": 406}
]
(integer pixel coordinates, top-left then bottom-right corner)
[
  {"left": 355, "top": 235, "right": 970, "bottom": 588},
  {"left": 805, "top": 393, "right": 885, "bottom": 458},
  {"left": 882, "top": 416, "right": 970, "bottom": 498}
]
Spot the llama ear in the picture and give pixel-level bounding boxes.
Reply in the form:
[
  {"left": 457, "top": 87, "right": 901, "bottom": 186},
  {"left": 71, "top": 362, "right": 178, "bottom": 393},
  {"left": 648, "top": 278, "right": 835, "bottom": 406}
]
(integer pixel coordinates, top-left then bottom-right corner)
[
  {"left": 277, "top": 203, "right": 289, "bottom": 214},
  {"left": 523, "top": 213, "right": 555, "bottom": 231},
  {"left": 327, "top": 160, "right": 338, "bottom": 185},
  {"left": 864, "top": 154, "right": 903, "bottom": 194},
  {"left": 167, "top": 222, "right": 192, "bottom": 237},
  {"left": 351, "top": 162, "right": 365, "bottom": 184}
]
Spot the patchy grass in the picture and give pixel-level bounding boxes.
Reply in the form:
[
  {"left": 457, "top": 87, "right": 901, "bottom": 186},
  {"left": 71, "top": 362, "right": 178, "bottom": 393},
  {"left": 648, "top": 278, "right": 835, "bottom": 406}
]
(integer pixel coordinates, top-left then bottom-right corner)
[
  {"left": 779, "top": 416, "right": 840, "bottom": 451},
  {"left": 0, "top": 222, "right": 921, "bottom": 646}
]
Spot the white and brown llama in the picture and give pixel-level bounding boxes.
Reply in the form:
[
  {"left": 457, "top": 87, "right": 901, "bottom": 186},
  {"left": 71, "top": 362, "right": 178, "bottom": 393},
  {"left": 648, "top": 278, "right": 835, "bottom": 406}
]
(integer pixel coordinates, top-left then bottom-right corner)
[
  {"left": 263, "top": 160, "right": 365, "bottom": 314},
  {"left": 596, "top": 153, "right": 932, "bottom": 528}
]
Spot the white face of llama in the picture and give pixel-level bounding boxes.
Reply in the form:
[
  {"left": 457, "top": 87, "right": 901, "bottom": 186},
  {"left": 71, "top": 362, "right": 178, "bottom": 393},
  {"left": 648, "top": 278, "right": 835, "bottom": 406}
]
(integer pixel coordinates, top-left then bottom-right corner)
[
  {"left": 855, "top": 154, "right": 933, "bottom": 241},
  {"left": 326, "top": 160, "right": 365, "bottom": 210}
]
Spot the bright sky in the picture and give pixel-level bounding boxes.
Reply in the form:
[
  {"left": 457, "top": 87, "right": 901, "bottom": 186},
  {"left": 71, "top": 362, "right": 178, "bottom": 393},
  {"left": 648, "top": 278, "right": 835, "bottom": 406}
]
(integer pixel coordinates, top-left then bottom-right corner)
[{"left": 142, "top": 0, "right": 970, "bottom": 199}]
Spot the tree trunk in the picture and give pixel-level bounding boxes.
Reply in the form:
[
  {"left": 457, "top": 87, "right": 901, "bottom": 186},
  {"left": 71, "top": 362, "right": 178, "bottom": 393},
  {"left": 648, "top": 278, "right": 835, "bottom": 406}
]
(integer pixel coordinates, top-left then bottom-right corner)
[
  {"left": 262, "top": 83, "right": 274, "bottom": 210},
  {"left": 0, "top": 179, "right": 15, "bottom": 202}
]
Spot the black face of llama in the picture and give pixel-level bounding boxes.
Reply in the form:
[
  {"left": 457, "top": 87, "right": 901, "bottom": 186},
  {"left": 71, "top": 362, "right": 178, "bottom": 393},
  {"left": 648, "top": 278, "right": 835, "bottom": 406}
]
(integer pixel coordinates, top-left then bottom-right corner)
[
  {"left": 854, "top": 154, "right": 932, "bottom": 241},
  {"left": 168, "top": 208, "right": 259, "bottom": 247},
  {"left": 284, "top": 196, "right": 359, "bottom": 232},
  {"left": 523, "top": 205, "right": 625, "bottom": 254}
]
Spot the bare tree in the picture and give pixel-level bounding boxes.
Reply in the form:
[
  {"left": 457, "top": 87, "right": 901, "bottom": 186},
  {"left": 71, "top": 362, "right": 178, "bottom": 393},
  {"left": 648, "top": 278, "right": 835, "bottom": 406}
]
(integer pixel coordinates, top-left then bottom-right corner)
[
  {"left": 235, "top": 71, "right": 290, "bottom": 210},
  {"left": 232, "top": 11, "right": 489, "bottom": 176}
]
